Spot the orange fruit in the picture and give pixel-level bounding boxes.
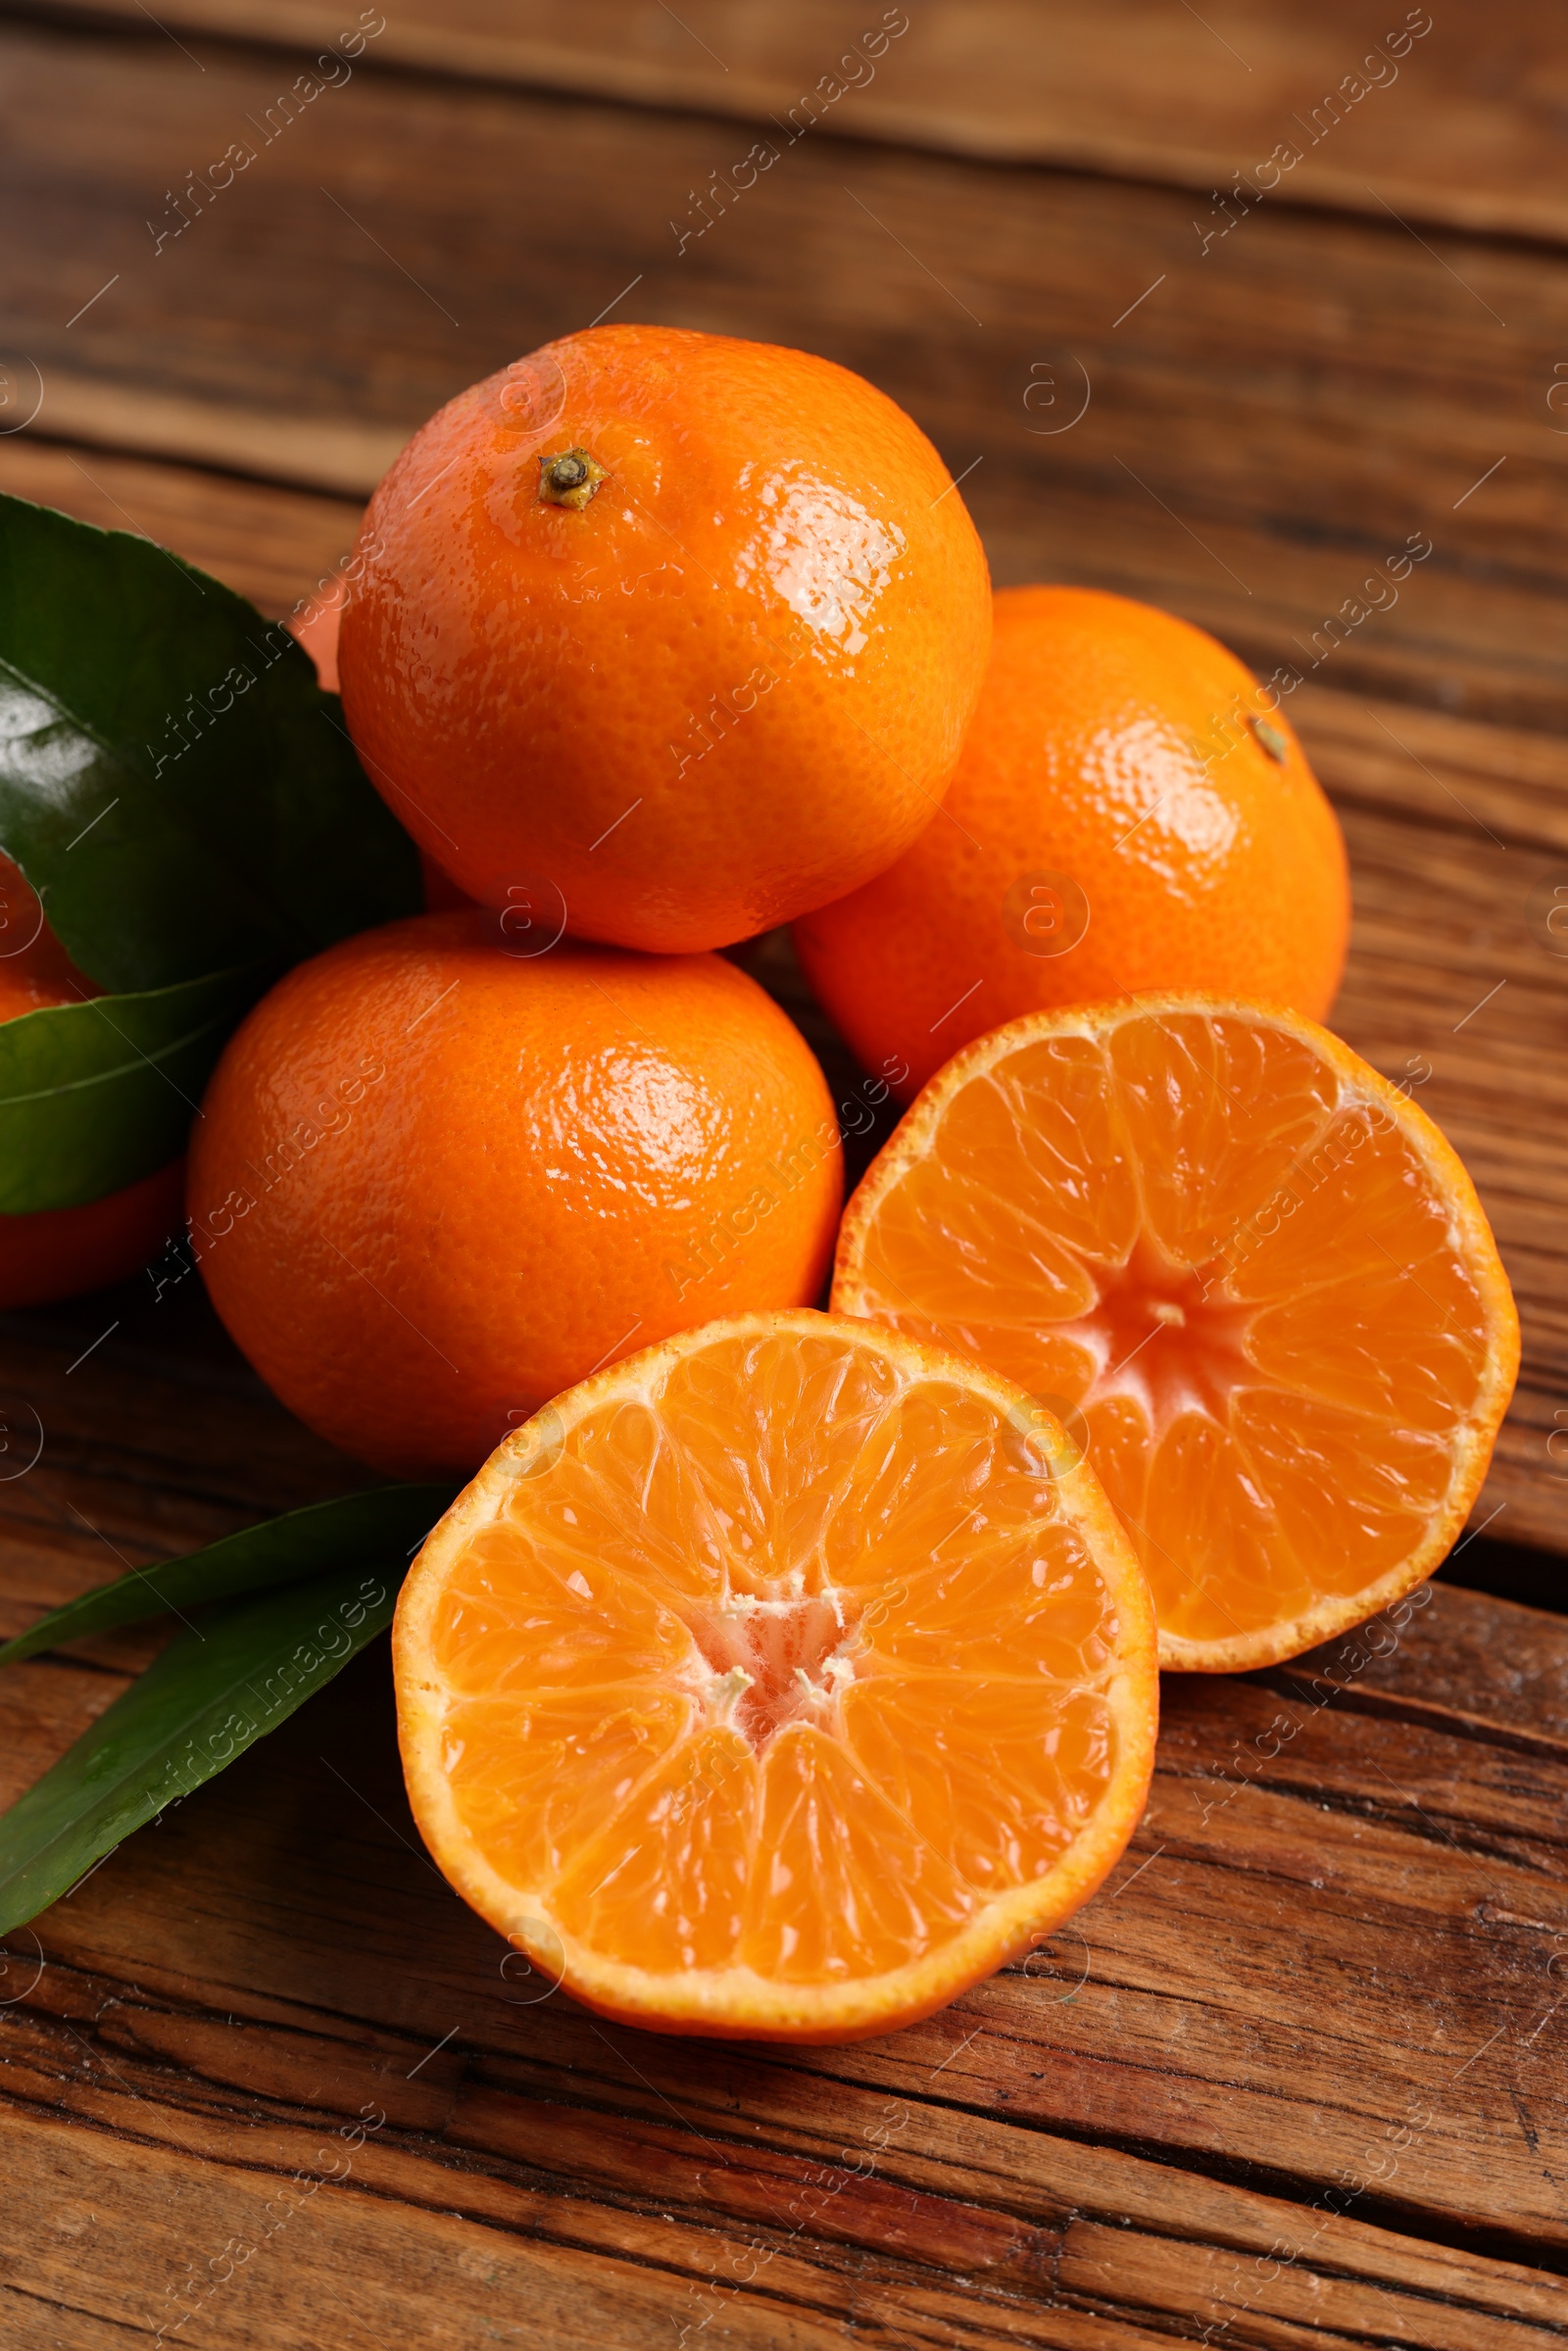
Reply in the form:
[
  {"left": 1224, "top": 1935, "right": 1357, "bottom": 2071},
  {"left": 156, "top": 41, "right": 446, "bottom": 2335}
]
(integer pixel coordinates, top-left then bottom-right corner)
[
  {"left": 187, "top": 910, "right": 843, "bottom": 1478},
  {"left": 0, "top": 853, "right": 183, "bottom": 1308},
  {"left": 794, "top": 587, "right": 1349, "bottom": 1100},
  {"left": 833, "top": 997, "right": 1518, "bottom": 1672},
  {"left": 285, "top": 581, "right": 343, "bottom": 693},
  {"left": 393, "top": 1309, "right": 1157, "bottom": 2041},
  {"left": 337, "top": 324, "right": 992, "bottom": 955},
  {"left": 0, "top": 1157, "right": 187, "bottom": 1312}
]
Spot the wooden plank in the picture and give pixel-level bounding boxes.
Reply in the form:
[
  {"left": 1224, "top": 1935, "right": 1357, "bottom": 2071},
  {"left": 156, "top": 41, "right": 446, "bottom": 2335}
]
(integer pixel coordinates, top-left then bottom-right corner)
[
  {"left": 1, "top": 1585, "right": 1565, "bottom": 2343},
  {"left": 1288, "top": 1552, "right": 1568, "bottom": 1745},
  {"left": 762, "top": 679, "right": 1568, "bottom": 1554},
  {"left": 2, "top": 2041, "right": 1557, "bottom": 2351},
  {"left": 0, "top": 2100, "right": 857, "bottom": 2351},
  {"left": 0, "top": 435, "right": 364, "bottom": 619},
  {"left": 27, "top": 0, "right": 1568, "bottom": 247},
  {"left": 25, "top": 367, "right": 408, "bottom": 501},
  {"left": 4, "top": 22, "right": 1565, "bottom": 734},
  {"left": 0, "top": 440, "right": 1561, "bottom": 1550},
  {"left": 21, "top": 1949, "right": 1567, "bottom": 2346},
  {"left": 1295, "top": 687, "right": 1568, "bottom": 1554},
  {"left": 5, "top": 10, "right": 1565, "bottom": 2337},
  {"left": 0, "top": 1298, "right": 370, "bottom": 1586}
]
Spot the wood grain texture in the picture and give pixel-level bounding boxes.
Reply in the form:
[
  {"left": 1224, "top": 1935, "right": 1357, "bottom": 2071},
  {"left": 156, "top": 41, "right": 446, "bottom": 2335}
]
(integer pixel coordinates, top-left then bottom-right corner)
[
  {"left": 24, "top": 0, "right": 1568, "bottom": 245},
  {"left": 2, "top": 437, "right": 1562, "bottom": 1544},
  {"left": 1, "top": 1585, "right": 1565, "bottom": 2347},
  {"left": 5, "top": 7, "right": 1568, "bottom": 2332},
  {"left": 0, "top": 435, "right": 364, "bottom": 617},
  {"left": 1293, "top": 687, "right": 1568, "bottom": 1554},
  {"left": 3, "top": 21, "right": 1564, "bottom": 733}
]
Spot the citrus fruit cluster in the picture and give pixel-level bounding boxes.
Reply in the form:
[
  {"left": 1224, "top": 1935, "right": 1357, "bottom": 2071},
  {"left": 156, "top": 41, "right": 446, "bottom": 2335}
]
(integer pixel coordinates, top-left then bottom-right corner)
[{"left": 174, "top": 327, "right": 1514, "bottom": 2043}]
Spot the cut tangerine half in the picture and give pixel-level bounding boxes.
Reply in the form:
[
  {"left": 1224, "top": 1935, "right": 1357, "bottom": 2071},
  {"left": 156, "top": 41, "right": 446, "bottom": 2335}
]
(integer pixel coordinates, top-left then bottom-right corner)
[
  {"left": 834, "top": 998, "right": 1518, "bottom": 1672},
  {"left": 394, "top": 1310, "right": 1156, "bottom": 2041}
]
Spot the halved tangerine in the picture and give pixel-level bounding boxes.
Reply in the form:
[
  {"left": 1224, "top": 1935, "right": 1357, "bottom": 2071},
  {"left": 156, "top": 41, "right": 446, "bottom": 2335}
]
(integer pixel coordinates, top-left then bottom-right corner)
[
  {"left": 393, "top": 1310, "right": 1157, "bottom": 2041},
  {"left": 833, "top": 997, "right": 1519, "bottom": 1672}
]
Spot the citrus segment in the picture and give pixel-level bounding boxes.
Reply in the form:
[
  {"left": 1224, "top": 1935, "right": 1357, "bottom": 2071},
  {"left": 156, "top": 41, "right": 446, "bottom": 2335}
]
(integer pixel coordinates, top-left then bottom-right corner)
[
  {"left": 394, "top": 1311, "right": 1157, "bottom": 2040},
  {"left": 833, "top": 999, "right": 1518, "bottom": 1671},
  {"left": 439, "top": 1690, "right": 691, "bottom": 1891}
]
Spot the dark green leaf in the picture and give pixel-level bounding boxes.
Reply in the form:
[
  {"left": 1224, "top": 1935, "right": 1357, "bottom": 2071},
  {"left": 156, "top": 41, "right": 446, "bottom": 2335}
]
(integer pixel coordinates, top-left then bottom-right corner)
[
  {"left": 0, "top": 1561, "right": 415, "bottom": 1933},
  {"left": 0, "top": 491, "right": 419, "bottom": 995},
  {"left": 0, "top": 1483, "right": 458, "bottom": 1666},
  {"left": 0, "top": 960, "right": 263, "bottom": 1211}
]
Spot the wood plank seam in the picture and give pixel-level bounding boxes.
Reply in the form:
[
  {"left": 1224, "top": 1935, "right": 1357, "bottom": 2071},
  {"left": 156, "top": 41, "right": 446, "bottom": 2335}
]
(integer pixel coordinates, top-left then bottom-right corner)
[
  {"left": 0, "top": 2279, "right": 149, "bottom": 2340},
  {"left": 18, "top": 0, "right": 1565, "bottom": 253},
  {"left": 10, "top": 1963, "right": 1563, "bottom": 2314},
  {"left": 1261, "top": 1675, "right": 1568, "bottom": 1769},
  {"left": 0, "top": 2078, "right": 1083, "bottom": 2341},
  {"left": 726, "top": 2053, "right": 1559, "bottom": 2275},
  {"left": 12, "top": 2031, "right": 1560, "bottom": 2341},
  {"left": 1154, "top": 1776, "right": 1568, "bottom": 1893},
  {"left": 3, "top": 2067, "right": 1554, "bottom": 2351}
]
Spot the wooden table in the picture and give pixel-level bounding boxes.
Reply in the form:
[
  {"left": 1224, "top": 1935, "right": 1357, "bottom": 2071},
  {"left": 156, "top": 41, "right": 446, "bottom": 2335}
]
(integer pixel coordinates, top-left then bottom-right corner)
[{"left": 3, "top": 5, "right": 1567, "bottom": 2342}]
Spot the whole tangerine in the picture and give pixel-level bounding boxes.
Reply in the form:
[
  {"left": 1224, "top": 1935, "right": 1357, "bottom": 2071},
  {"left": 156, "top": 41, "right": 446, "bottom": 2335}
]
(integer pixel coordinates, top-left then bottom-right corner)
[
  {"left": 337, "top": 325, "right": 992, "bottom": 954},
  {"left": 793, "top": 587, "right": 1349, "bottom": 1099},
  {"left": 187, "top": 910, "right": 844, "bottom": 1478}
]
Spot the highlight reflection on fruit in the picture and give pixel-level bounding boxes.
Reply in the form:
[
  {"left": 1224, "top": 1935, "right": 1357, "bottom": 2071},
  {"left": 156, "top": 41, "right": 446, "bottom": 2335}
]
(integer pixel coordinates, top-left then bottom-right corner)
[
  {"left": 338, "top": 323, "right": 993, "bottom": 955},
  {"left": 187, "top": 910, "right": 844, "bottom": 1478},
  {"left": 0, "top": 335, "right": 1519, "bottom": 2058}
]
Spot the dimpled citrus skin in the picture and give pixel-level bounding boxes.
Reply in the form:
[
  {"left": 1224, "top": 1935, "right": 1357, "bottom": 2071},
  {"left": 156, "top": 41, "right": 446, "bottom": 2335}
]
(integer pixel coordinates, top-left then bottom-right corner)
[
  {"left": 188, "top": 911, "right": 843, "bottom": 1478},
  {"left": 793, "top": 587, "right": 1349, "bottom": 1100},
  {"left": 337, "top": 324, "right": 992, "bottom": 954}
]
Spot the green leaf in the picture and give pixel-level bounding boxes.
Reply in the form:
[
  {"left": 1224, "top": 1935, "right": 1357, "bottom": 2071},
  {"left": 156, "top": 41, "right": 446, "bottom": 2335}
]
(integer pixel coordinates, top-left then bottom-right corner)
[
  {"left": 0, "top": 961, "right": 263, "bottom": 1211},
  {"left": 0, "top": 491, "right": 419, "bottom": 996},
  {"left": 0, "top": 1483, "right": 458, "bottom": 1666},
  {"left": 0, "top": 1562, "right": 413, "bottom": 1934}
]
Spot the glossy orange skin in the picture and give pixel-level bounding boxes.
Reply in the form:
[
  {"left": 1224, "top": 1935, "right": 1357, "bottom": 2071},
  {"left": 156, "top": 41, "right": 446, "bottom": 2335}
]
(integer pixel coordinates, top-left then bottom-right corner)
[
  {"left": 188, "top": 911, "right": 844, "bottom": 1478},
  {"left": 0, "top": 855, "right": 185, "bottom": 1306},
  {"left": 793, "top": 587, "right": 1349, "bottom": 1100},
  {"left": 337, "top": 325, "right": 992, "bottom": 954}
]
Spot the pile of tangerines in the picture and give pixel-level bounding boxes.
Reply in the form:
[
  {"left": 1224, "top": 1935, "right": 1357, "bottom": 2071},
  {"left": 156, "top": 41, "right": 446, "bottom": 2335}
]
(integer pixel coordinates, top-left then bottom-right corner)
[{"left": 29, "top": 329, "right": 1525, "bottom": 2040}]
